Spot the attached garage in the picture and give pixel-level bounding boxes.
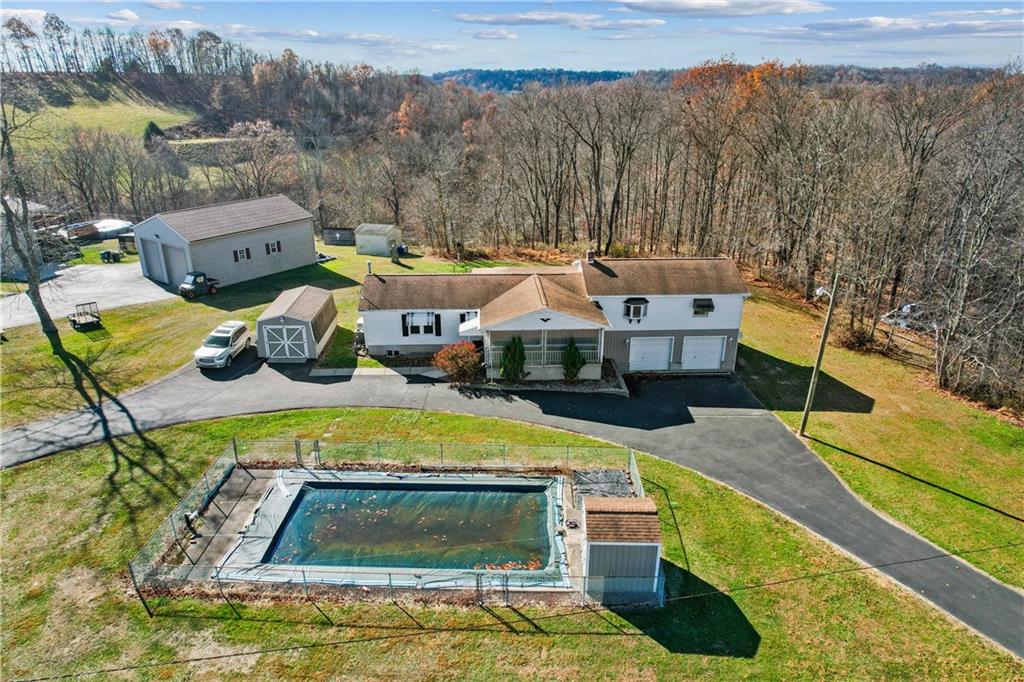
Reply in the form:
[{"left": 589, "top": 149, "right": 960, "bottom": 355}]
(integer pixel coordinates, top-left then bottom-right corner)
[
  {"left": 681, "top": 335, "right": 726, "bottom": 371},
  {"left": 582, "top": 496, "right": 663, "bottom": 605},
  {"left": 628, "top": 336, "right": 672, "bottom": 371},
  {"left": 257, "top": 286, "right": 338, "bottom": 363}
]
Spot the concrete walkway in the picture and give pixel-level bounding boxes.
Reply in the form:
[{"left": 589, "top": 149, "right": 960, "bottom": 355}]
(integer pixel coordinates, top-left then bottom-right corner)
[{"left": 1, "top": 355, "right": 1021, "bottom": 658}]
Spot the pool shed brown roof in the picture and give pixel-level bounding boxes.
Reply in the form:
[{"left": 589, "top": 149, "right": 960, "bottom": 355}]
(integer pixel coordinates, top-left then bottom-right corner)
[
  {"left": 154, "top": 195, "right": 312, "bottom": 243},
  {"left": 579, "top": 257, "right": 749, "bottom": 296},
  {"left": 583, "top": 496, "right": 662, "bottom": 543}
]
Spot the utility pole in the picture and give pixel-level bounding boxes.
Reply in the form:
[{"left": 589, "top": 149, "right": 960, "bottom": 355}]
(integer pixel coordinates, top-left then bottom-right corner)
[{"left": 799, "top": 271, "right": 840, "bottom": 437}]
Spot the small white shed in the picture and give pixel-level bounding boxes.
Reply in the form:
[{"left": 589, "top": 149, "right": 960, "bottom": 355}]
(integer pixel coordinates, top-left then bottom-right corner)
[
  {"left": 582, "top": 496, "right": 663, "bottom": 604},
  {"left": 257, "top": 286, "right": 338, "bottom": 363},
  {"left": 354, "top": 223, "right": 402, "bottom": 257}
]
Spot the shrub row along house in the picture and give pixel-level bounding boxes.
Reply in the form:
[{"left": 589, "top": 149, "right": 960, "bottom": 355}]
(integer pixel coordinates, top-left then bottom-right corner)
[{"left": 359, "top": 254, "right": 750, "bottom": 379}]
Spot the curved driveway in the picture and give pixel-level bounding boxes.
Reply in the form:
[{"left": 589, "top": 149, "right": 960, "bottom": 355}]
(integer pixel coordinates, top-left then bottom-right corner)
[{"left": 2, "top": 353, "right": 1022, "bottom": 658}]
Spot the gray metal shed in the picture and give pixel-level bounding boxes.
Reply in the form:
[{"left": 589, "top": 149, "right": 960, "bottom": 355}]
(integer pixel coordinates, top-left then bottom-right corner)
[
  {"left": 354, "top": 223, "right": 402, "bottom": 257},
  {"left": 257, "top": 286, "right": 338, "bottom": 363},
  {"left": 582, "top": 496, "right": 663, "bottom": 604},
  {"left": 323, "top": 227, "right": 355, "bottom": 246}
]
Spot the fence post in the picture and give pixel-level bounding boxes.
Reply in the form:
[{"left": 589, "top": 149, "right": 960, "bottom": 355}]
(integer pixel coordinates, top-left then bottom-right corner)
[
  {"left": 439, "top": 443, "right": 444, "bottom": 467},
  {"left": 377, "top": 441, "right": 382, "bottom": 466},
  {"left": 314, "top": 439, "right": 321, "bottom": 467},
  {"left": 127, "top": 563, "right": 152, "bottom": 618},
  {"left": 295, "top": 439, "right": 302, "bottom": 467},
  {"left": 502, "top": 443, "right": 507, "bottom": 468},
  {"left": 232, "top": 437, "right": 239, "bottom": 463},
  {"left": 565, "top": 445, "right": 570, "bottom": 469}
]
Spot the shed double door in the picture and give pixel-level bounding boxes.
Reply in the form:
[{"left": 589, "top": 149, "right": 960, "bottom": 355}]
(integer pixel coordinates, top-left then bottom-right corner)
[{"left": 264, "top": 325, "right": 308, "bottom": 360}]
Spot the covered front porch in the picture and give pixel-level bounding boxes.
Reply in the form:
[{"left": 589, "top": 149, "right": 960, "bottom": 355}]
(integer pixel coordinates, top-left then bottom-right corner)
[{"left": 483, "top": 329, "right": 604, "bottom": 381}]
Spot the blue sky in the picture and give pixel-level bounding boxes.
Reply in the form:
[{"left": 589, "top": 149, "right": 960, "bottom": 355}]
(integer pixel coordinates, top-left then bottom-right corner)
[{"left": 4, "top": 1, "right": 1022, "bottom": 72}]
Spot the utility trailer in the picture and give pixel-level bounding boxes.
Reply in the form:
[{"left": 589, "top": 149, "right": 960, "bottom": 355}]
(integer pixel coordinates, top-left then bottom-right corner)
[{"left": 68, "top": 301, "right": 101, "bottom": 330}]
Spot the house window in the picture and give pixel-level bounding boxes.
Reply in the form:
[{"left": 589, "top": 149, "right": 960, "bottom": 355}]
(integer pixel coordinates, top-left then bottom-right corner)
[
  {"left": 623, "top": 297, "right": 648, "bottom": 322},
  {"left": 459, "top": 311, "right": 478, "bottom": 323},
  {"left": 385, "top": 349, "right": 401, "bottom": 358},
  {"left": 265, "top": 240, "right": 282, "bottom": 255},
  {"left": 693, "top": 298, "right": 715, "bottom": 317},
  {"left": 232, "top": 247, "right": 251, "bottom": 262},
  {"left": 403, "top": 312, "right": 436, "bottom": 336}
]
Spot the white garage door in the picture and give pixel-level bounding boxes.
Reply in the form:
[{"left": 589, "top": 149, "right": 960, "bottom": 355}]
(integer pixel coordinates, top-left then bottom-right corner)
[
  {"left": 140, "top": 239, "right": 165, "bottom": 282},
  {"left": 628, "top": 337, "right": 672, "bottom": 371},
  {"left": 681, "top": 336, "right": 726, "bottom": 370},
  {"left": 263, "top": 325, "right": 308, "bottom": 360},
  {"left": 162, "top": 245, "right": 188, "bottom": 287}
]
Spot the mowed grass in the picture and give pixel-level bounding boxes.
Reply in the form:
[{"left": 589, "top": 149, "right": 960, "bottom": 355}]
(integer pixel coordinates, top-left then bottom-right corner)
[
  {"left": 0, "top": 245, "right": 513, "bottom": 424},
  {"left": 738, "top": 284, "right": 1024, "bottom": 588},
  {"left": 68, "top": 239, "right": 139, "bottom": 265},
  {"left": 2, "top": 410, "right": 1018, "bottom": 680}
]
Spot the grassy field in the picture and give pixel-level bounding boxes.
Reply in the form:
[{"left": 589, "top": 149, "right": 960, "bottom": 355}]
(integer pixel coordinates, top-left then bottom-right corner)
[
  {"left": 0, "top": 245, "right": 514, "bottom": 425},
  {"left": 21, "top": 81, "right": 194, "bottom": 140},
  {"left": 737, "top": 284, "right": 1024, "bottom": 588},
  {"left": 2, "top": 409, "right": 1018, "bottom": 680}
]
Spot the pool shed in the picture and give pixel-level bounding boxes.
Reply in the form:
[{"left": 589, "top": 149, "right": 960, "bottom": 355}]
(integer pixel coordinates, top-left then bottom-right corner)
[
  {"left": 581, "top": 496, "right": 663, "bottom": 604},
  {"left": 257, "top": 285, "right": 338, "bottom": 363},
  {"left": 355, "top": 223, "right": 402, "bottom": 257}
]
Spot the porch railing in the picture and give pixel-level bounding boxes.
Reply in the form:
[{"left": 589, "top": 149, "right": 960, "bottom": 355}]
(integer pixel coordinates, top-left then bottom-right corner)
[{"left": 489, "top": 348, "right": 600, "bottom": 367}]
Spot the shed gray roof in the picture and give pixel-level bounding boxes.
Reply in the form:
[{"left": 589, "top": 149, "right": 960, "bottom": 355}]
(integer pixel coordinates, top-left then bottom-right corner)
[
  {"left": 258, "top": 285, "right": 334, "bottom": 323},
  {"left": 354, "top": 223, "right": 401, "bottom": 236},
  {"left": 155, "top": 195, "right": 311, "bottom": 243}
]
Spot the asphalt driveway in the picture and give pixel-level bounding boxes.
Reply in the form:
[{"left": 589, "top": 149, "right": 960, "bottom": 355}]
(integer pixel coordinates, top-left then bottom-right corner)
[
  {"left": 1, "top": 264, "right": 175, "bottom": 329},
  {"left": 1, "top": 365, "right": 1021, "bottom": 658}
]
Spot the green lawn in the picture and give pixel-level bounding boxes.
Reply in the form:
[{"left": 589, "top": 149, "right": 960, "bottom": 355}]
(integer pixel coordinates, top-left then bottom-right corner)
[
  {"left": 68, "top": 239, "right": 139, "bottom": 265},
  {"left": 738, "top": 285, "right": 1024, "bottom": 588},
  {"left": 0, "top": 245, "right": 514, "bottom": 424},
  {"left": 2, "top": 409, "right": 1017, "bottom": 680}
]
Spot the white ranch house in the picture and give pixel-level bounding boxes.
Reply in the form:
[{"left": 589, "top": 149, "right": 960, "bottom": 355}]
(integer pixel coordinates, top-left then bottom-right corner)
[{"left": 358, "top": 255, "right": 750, "bottom": 379}]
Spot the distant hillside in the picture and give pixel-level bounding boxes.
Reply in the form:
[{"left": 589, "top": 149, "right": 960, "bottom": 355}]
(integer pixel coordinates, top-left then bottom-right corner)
[
  {"left": 432, "top": 69, "right": 634, "bottom": 92},
  {"left": 434, "top": 64, "right": 999, "bottom": 92}
]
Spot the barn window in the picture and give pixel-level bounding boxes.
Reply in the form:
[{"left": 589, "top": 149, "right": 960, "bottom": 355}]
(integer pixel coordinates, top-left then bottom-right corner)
[
  {"left": 623, "top": 297, "right": 648, "bottom": 323},
  {"left": 692, "top": 298, "right": 715, "bottom": 317},
  {"left": 265, "top": 240, "right": 282, "bottom": 255},
  {"left": 233, "top": 247, "right": 251, "bottom": 262}
]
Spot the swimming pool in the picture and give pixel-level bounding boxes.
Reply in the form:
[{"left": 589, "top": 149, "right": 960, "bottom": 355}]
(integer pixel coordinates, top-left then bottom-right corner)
[{"left": 217, "top": 472, "right": 569, "bottom": 588}]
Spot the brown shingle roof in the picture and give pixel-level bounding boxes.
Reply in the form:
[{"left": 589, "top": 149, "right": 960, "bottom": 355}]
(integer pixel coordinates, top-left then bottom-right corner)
[
  {"left": 156, "top": 195, "right": 311, "bottom": 243},
  {"left": 479, "top": 274, "right": 609, "bottom": 328},
  {"left": 580, "top": 257, "right": 748, "bottom": 296},
  {"left": 258, "top": 285, "right": 334, "bottom": 323},
  {"left": 358, "top": 272, "right": 588, "bottom": 312},
  {"left": 584, "top": 496, "right": 661, "bottom": 543}
]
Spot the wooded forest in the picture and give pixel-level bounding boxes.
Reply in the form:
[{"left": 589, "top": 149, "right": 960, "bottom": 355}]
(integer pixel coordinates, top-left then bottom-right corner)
[{"left": 3, "top": 14, "right": 1022, "bottom": 410}]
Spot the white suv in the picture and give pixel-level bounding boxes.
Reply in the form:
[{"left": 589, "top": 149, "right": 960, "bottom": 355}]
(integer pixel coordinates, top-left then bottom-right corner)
[{"left": 194, "top": 321, "right": 251, "bottom": 369}]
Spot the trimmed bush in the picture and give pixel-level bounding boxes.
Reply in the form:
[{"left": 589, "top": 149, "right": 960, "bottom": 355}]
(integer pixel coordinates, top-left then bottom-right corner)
[
  {"left": 432, "top": 341, "right": 480, "bottom": 383},
  {"left": 143, "top": 120, "right": 165, "bottom": 143},
  {"left": 500, "top": 336, "right": 527, "bottom": 382},
  {"left": 561, "top": 337, "right": 586, "bottom": 381}
]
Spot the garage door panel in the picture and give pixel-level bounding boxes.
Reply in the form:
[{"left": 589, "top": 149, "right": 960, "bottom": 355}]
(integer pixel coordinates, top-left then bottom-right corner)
[
  {"left": 681, "top": 336, "right": 726, "bottom": 370},
  {"left": 162, "top": 245, "right": 188, "bottom": 288},
  {"left": 140, "top": 239, "right": 165, "bottom": 283},
  {"left": 628, "top": 337, "right": 672, "bottom": 371}
]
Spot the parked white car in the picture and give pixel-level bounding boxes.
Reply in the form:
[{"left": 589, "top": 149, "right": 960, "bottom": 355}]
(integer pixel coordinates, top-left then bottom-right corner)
[{"left": 194, "top": 321, "right": 251, "bottom": 369}]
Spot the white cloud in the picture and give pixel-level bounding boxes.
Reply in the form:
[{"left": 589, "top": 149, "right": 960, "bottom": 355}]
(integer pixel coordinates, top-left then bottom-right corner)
[
  {"left": 106, "top": 9, "right": 140, "bottom": 23},
  {"left": 734, "top": 14, "right": 1024, "bottom": 42},
  {"left": 0, "top": 8, "right": 48, "bottom": 26},
  {"left": 453, "top": 11, "right": 666, "bottom": 31},
  {"left": 461, "top": 28, "right": 519, "bottom": 40},
  {"left": 615, "top": 0, "right": 830, "bottom": 17},
  {"left": 930, "top": 8, "right": 1023, "bottom": 19}
]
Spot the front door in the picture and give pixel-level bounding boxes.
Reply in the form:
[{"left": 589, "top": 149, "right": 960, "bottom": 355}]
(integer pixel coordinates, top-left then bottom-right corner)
[{"left": 628, "top": 337, "right": 672, "bottom": 371}]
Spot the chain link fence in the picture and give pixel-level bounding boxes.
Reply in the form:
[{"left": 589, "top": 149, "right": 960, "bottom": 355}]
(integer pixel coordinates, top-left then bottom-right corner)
[{"left": 129, "top": 438, "right": 657, "bottom": 617}]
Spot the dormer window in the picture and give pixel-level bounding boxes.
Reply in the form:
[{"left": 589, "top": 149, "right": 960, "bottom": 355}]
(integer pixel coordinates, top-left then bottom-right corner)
[
  {"left": 693, "top": 298, "right": 715, "bottom": 317},
  {"left": 623, "top": 297, "right": 648, "bottom": 322}
]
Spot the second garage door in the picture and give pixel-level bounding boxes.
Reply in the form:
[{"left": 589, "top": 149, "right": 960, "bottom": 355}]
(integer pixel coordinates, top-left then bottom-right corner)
[
  {"left": 628, "top": 337, "right": 673, "bottom": 371},
  {"left": 162, "top": 244, "right": 188, "bottom": 288},
  {"left": 681, "top": 336, "right": 726, "bottom": 371}
]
